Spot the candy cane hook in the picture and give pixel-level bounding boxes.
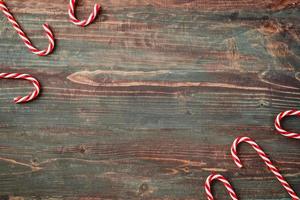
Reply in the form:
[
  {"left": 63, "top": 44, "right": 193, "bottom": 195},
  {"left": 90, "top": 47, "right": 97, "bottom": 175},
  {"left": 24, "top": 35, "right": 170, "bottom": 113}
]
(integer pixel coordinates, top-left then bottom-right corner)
[
  {"left": 0, "top": 73, "right": 41, "bottom": 103},
  {"left": 231, "top": 137, "right": 299, "bottom": 200},
  {"left": 68, "top": 0, "right": 101, "bottom": 27},
  {"left": 275, "top": 110, "right": 300, "bottom": 140},
  {"left": 0, "top": 1, "right": 55, "bottom": 56},
  {"left": 205, "top": 173, "right": 239, "bottom": 200}
]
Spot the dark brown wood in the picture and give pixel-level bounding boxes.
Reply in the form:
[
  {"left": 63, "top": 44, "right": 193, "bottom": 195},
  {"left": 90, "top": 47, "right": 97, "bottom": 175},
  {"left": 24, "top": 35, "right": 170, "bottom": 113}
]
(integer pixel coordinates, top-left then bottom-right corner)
[{"left": 0, "top": 0, "right": 299, "bottom": 199}]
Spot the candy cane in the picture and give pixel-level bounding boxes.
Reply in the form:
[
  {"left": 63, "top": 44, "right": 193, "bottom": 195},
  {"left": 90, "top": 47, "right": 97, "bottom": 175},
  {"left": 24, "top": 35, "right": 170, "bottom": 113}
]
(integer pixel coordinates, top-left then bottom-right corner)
[
  {"left": 205, "top": 173, "right": 239, "bottom": 200},
  {"left": 68, "top": 0, "right": 101, "bottom": 27},
  {"left": 231, "top": 136, "right": 299, "bottom": 200},
  {"left": 0, "top": 73, "right": 41, "bottom": 103},
  {"left": 0, "top": 1, "right": 55, "bottom": 56},
  {"left": 275, "top": 110, "right": 300, "bottom": 140}
]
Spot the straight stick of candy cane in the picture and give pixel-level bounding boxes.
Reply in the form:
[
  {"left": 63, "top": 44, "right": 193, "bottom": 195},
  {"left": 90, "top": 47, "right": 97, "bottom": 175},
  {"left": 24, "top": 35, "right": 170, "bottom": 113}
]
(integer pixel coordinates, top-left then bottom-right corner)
[
  {"left": 205, "top": 173, "right": 239, "bottom": 200},
  {"left": 0, "top": 1, "right": 55, "bottom": 56},
  {"left": 231, "top": 136, "right": 299, "bottom": 200},
  {"left": 68, "top": 0, "right": 101, "bottom": 27},
  {"left": 0, "top": 73, "right": 41, "bottom": 103},
  {"left": 275, "top": 110, "right": 300, "bottom": 140}
]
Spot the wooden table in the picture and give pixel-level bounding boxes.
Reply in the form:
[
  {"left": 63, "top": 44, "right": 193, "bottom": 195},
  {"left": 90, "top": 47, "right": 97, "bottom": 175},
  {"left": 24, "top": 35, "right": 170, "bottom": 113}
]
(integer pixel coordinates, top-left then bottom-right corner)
[{"left": 0, "top": 0, "right": 299, "bottom": 199}]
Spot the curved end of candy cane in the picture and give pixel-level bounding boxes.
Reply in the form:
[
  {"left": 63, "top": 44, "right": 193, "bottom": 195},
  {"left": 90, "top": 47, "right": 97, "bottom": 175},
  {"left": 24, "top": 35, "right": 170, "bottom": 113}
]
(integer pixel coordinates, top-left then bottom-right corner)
[
  {"left": 9, "top": 74, "right": 41, "bottom": 104},
  {"left": 205, "top": 173, "right": 239, "bottom": 200},
  {"left": 69, "top": 1, "right": 101, "bottom": 27},
  {"left": 274, "top": 110, "right": 300, "bottom": 140}
]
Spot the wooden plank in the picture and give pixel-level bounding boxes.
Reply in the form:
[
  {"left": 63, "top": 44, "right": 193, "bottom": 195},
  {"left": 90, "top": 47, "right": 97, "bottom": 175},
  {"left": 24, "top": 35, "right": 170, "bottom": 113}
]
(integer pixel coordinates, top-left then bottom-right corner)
[{"left": 0, "top": 0, "right": 299, "bottom": 199}]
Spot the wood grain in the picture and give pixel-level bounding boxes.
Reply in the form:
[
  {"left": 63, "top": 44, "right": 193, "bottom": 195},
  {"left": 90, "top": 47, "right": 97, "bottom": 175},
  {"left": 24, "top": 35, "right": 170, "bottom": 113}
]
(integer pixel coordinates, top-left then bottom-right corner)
[{"left": 0, "top": 0, "right": 299, "bottom": 199}]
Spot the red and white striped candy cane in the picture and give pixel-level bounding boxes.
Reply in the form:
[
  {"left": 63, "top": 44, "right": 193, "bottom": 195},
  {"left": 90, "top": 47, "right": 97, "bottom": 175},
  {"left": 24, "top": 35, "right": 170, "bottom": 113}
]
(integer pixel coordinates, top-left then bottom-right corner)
[
  {"left": 0, "top": 73, "right": 41, "bottom": 103},
  {"left": 231, "top": 136, "right": 299, "bottom": 200},
  {"left": 275, "top": 110, "right": 300, "bottom": 140},
  {"left": 68, "top": 0, "right": 101, "bottom": 27},
  {"left": 205, "top": 173, "right": 239, "bottom": 200},
  {"left": 0, "top": 1, "right": 55, "bottom": 56}
]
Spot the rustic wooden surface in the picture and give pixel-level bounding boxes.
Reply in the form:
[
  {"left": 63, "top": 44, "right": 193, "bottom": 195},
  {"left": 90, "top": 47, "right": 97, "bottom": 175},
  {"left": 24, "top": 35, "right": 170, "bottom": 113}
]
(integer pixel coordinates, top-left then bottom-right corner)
[{"left": 0, "top": 0, "right": 299, "bottom": 199}]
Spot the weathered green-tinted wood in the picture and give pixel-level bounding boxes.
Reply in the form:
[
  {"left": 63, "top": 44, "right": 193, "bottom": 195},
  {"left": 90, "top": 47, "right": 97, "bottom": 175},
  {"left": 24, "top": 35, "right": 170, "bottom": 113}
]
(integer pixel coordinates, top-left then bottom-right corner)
[{"left": 0, "top": 0, "right": 299, "bottom": 199}]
